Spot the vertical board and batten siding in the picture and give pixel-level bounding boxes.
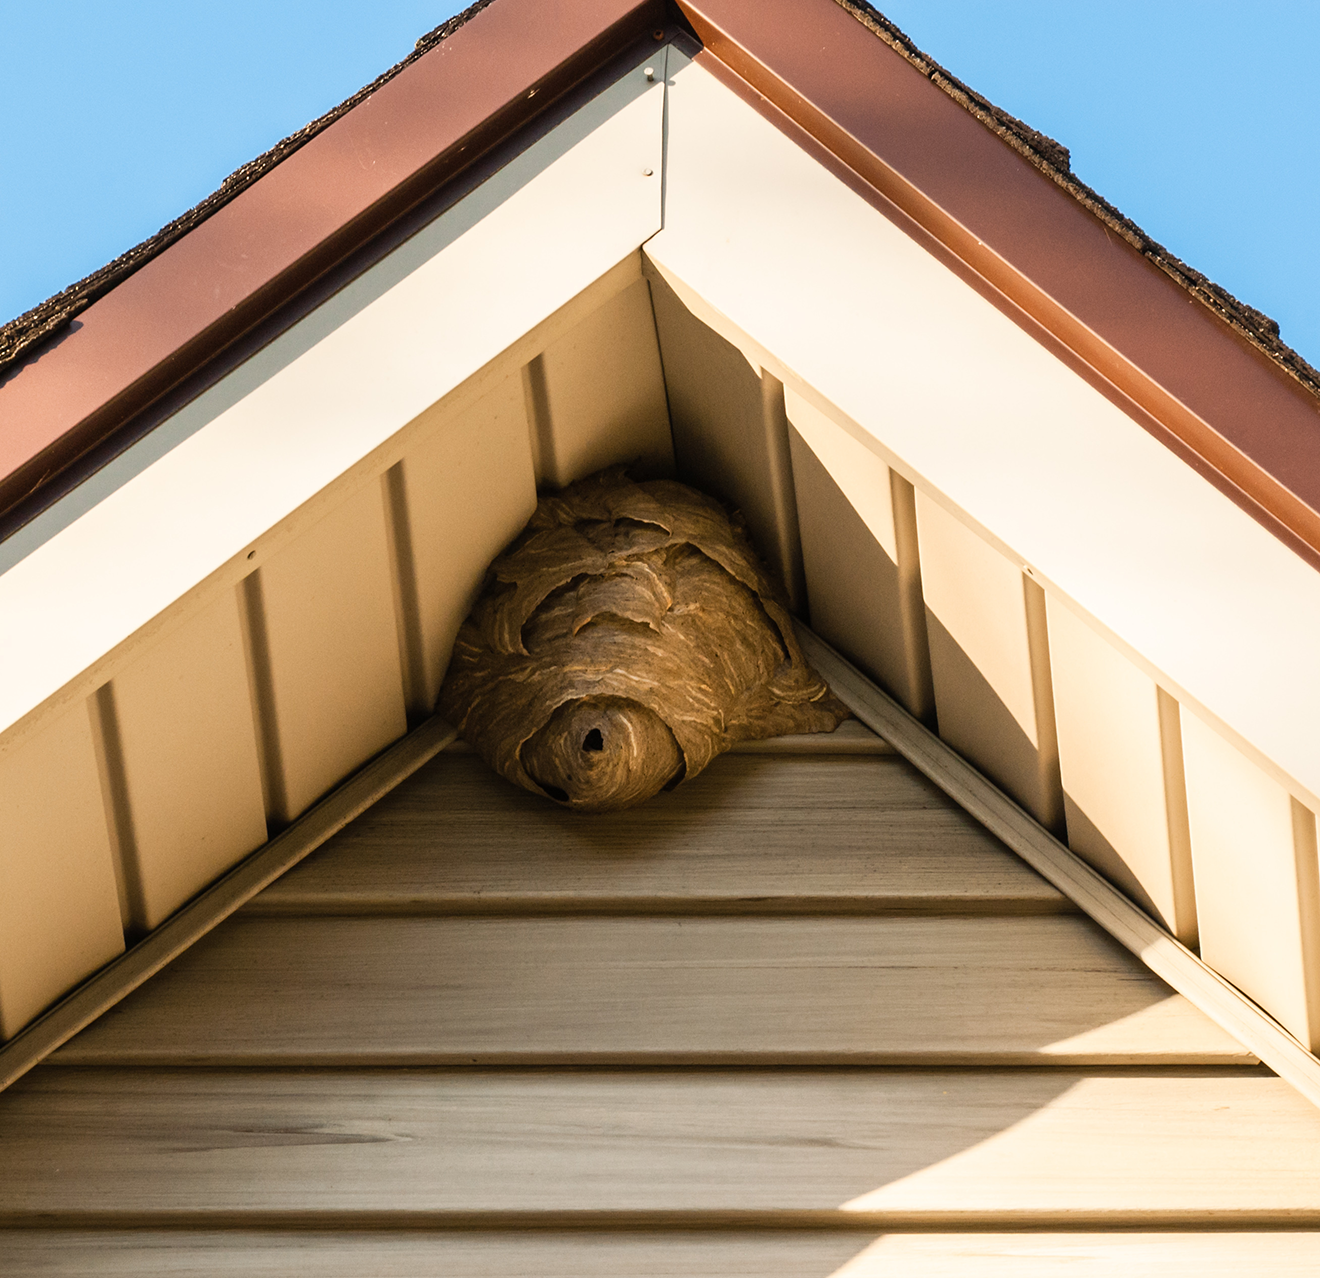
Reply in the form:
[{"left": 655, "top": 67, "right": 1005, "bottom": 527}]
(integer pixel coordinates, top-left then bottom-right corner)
[
  {"left": 783, "top": 375, "right": 1200, "bottom": 944},
  {"left": 0, "top": 707, "right": 124, "bottom": 1039},
  {"left": 786, "top": 388, "right": 933, "bottom": 723},
  {"left": 394, "top": 377, "right": 539, "bottom": 714},
  {"left": 1182, "top": 714, "right": 1320, "bottom": 1050},
  {"left": 0, "top": 53, "right": 668, "bottom": 1040},
  {"left": 528, "top": 277, "right": 676, "bottom": 488},
  {"left": 914, "top": 492, "right": 1064, "bottom": 834},
  {"left": 104, "top": 591, "right": 267, "bottom": 931},
  {"left": 1046, "top": 597, "right": 1197, "bottom": 943},
  {"left": 647, "top": 266, "right": 805, "bottom": 607},
  {"left": 247, "top": 480, "right": 408, "bottom": 826}
]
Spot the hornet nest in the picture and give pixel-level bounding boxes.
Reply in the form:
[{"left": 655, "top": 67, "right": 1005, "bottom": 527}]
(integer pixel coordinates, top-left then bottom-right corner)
[{"left": 438, "top": 467, "right": 849, "bottom": 811}]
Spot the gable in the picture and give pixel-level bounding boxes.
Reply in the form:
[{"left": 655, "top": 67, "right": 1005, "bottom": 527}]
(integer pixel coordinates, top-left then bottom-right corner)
[{"left": 0, "top": 0, "right": 1318, "bottom": 1113}]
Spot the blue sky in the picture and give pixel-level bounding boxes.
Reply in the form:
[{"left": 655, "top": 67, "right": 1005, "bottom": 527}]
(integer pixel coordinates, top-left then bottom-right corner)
[
  {"left": 879, "top": 0, "right": 1320, "bottom": 365},
  {"left": 4, "top": 2, "right": 1317, "bottom": 365}
]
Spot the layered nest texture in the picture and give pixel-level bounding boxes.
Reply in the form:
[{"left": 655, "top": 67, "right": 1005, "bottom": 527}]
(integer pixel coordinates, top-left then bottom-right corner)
[{"left": 438, "top": 468, "right": 849, "bottom": 812}]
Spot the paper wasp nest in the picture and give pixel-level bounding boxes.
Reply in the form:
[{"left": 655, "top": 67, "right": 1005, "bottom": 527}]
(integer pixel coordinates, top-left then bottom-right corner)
[{"left": 438, "top": 468, "right": 849, "bottom": 812}]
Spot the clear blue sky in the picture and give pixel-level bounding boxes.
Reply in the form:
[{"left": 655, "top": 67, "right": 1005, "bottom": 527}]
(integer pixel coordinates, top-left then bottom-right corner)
[
  {"left": 880, "top": 0, "right": 1320, "bottom": 365},
  {"left": 4, "top": 1, "right": 1317, "bottom": 366}
]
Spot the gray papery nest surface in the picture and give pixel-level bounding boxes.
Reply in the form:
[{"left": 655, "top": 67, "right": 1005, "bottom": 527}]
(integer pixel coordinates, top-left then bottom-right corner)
[{"left": 438, "top": 468, "right": 850, "bottom": 811}]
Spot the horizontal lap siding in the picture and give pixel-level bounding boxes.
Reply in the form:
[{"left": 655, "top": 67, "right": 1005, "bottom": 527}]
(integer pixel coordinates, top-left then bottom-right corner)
[
  {"left": 15, "top": 722, "right": 1280, "bottom": 1255},
  {"left": 55, "top": 913, "right": 1245, "bottom": 1066},
  {"left": 250, "top": 752, "right": 1072, "bottom": 914},
  {"left": 2, "top": 1229, "right": 1318, "bottom": 1277},
  {"left": 0, "top": 1068, "right": 1313, "bottom": 1222}
]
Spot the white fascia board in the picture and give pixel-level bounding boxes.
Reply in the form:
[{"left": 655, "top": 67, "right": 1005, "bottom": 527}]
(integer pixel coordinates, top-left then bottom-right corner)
[
  {"left": 0, "top": 52, "right": 664, "bottom": 748},
  {"left": 646, "top": 53, "right": 1320, "bottom": 806}
]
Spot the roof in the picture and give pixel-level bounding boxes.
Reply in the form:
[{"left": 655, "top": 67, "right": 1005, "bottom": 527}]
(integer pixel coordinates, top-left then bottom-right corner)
[
  {"left": 3, "top": 0, "right": 1319, "bottom": 572},
  {"left": 839, "top": 2, "right": 1319, "bottom": 395},
  {"left": 7, "top": 0, "right": 1312, "bottom": 399},
  {"left": 0, "top": 1, "right": 498, "bottom": 381}
]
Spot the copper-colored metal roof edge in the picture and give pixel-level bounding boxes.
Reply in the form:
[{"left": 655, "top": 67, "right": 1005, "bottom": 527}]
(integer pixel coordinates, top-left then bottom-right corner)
[
  {"left": 0, "top": 0, "right": 667, "bottom": 530},
  {"left": 838, "top": 0, "right": 1320, "bottom": 401},
  {"left": 675, "top": 0, "right": 1320, "bottom": 570},
  {"left": 5, "top": 0, "right": 1320, "bottom": 572},
  {"left": 0, "top": 0, "right": 499, "bottom": 382}
]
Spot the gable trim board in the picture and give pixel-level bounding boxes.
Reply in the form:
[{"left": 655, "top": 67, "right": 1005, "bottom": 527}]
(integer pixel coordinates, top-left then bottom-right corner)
[
  {"left": 0, "top": 66, "right": 665, "bottom": 754},
  {"left": 645, "top": 51, "right": 1320, "bottom": 819}
]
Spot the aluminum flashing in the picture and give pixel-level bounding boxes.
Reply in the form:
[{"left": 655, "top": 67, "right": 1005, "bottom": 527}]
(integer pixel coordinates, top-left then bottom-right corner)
[
  {"left": 0, "top": 0, "right": 665, "bottom": 525},
  {"left": 672, "top": 0, "right": 1320, "bottom": 569}
]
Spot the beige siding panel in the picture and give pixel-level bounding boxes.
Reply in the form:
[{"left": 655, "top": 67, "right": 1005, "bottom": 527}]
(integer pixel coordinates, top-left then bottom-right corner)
[
  {"left": 0, "top": 707, "right": 123, "bottom": 1039},
  {"left": 1046, "top": 597, "right": 1194, "bottom": 942},
  {"left": 915, "top": 493, "right": 1062, "bottom": 827},
  {"left": 257, "top": 482, "right": 407, "bottom": 823},
  {"left": 1183, "top": 712, "right": 1320, "bottom": 1049},
  {"left": 253, "top": 754, "right": 1070, "bottom": 914},
  {"left": 647, "top": 266, "right": 797, "bottom": 586},
  {"left": 397, "top": 377, "right": 538, "bottom": 709},
  {"left": 788, "top": 392, "right": 931, "bottom": 717},
  {"left": 110, "top": 593, "right": 267, "bottom": 930},
  {"left": 6, "top": 1231, "right": 1317, "bottom": 1277},
  {"left": 789, "top": 392, "right": 899, "bottom": 563},
  {"left": 828, "top": 1232, "right": 1320, "bottom": 1276},
  {"left": 57, "top": 914, "right": 1245, "bottom": 1066},
  {"left": 533, "top": 276, "right": 674, "bottom": 487},
  {"left": 0, "top": 1068, "right": 1316, "bottom": 1221}
]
